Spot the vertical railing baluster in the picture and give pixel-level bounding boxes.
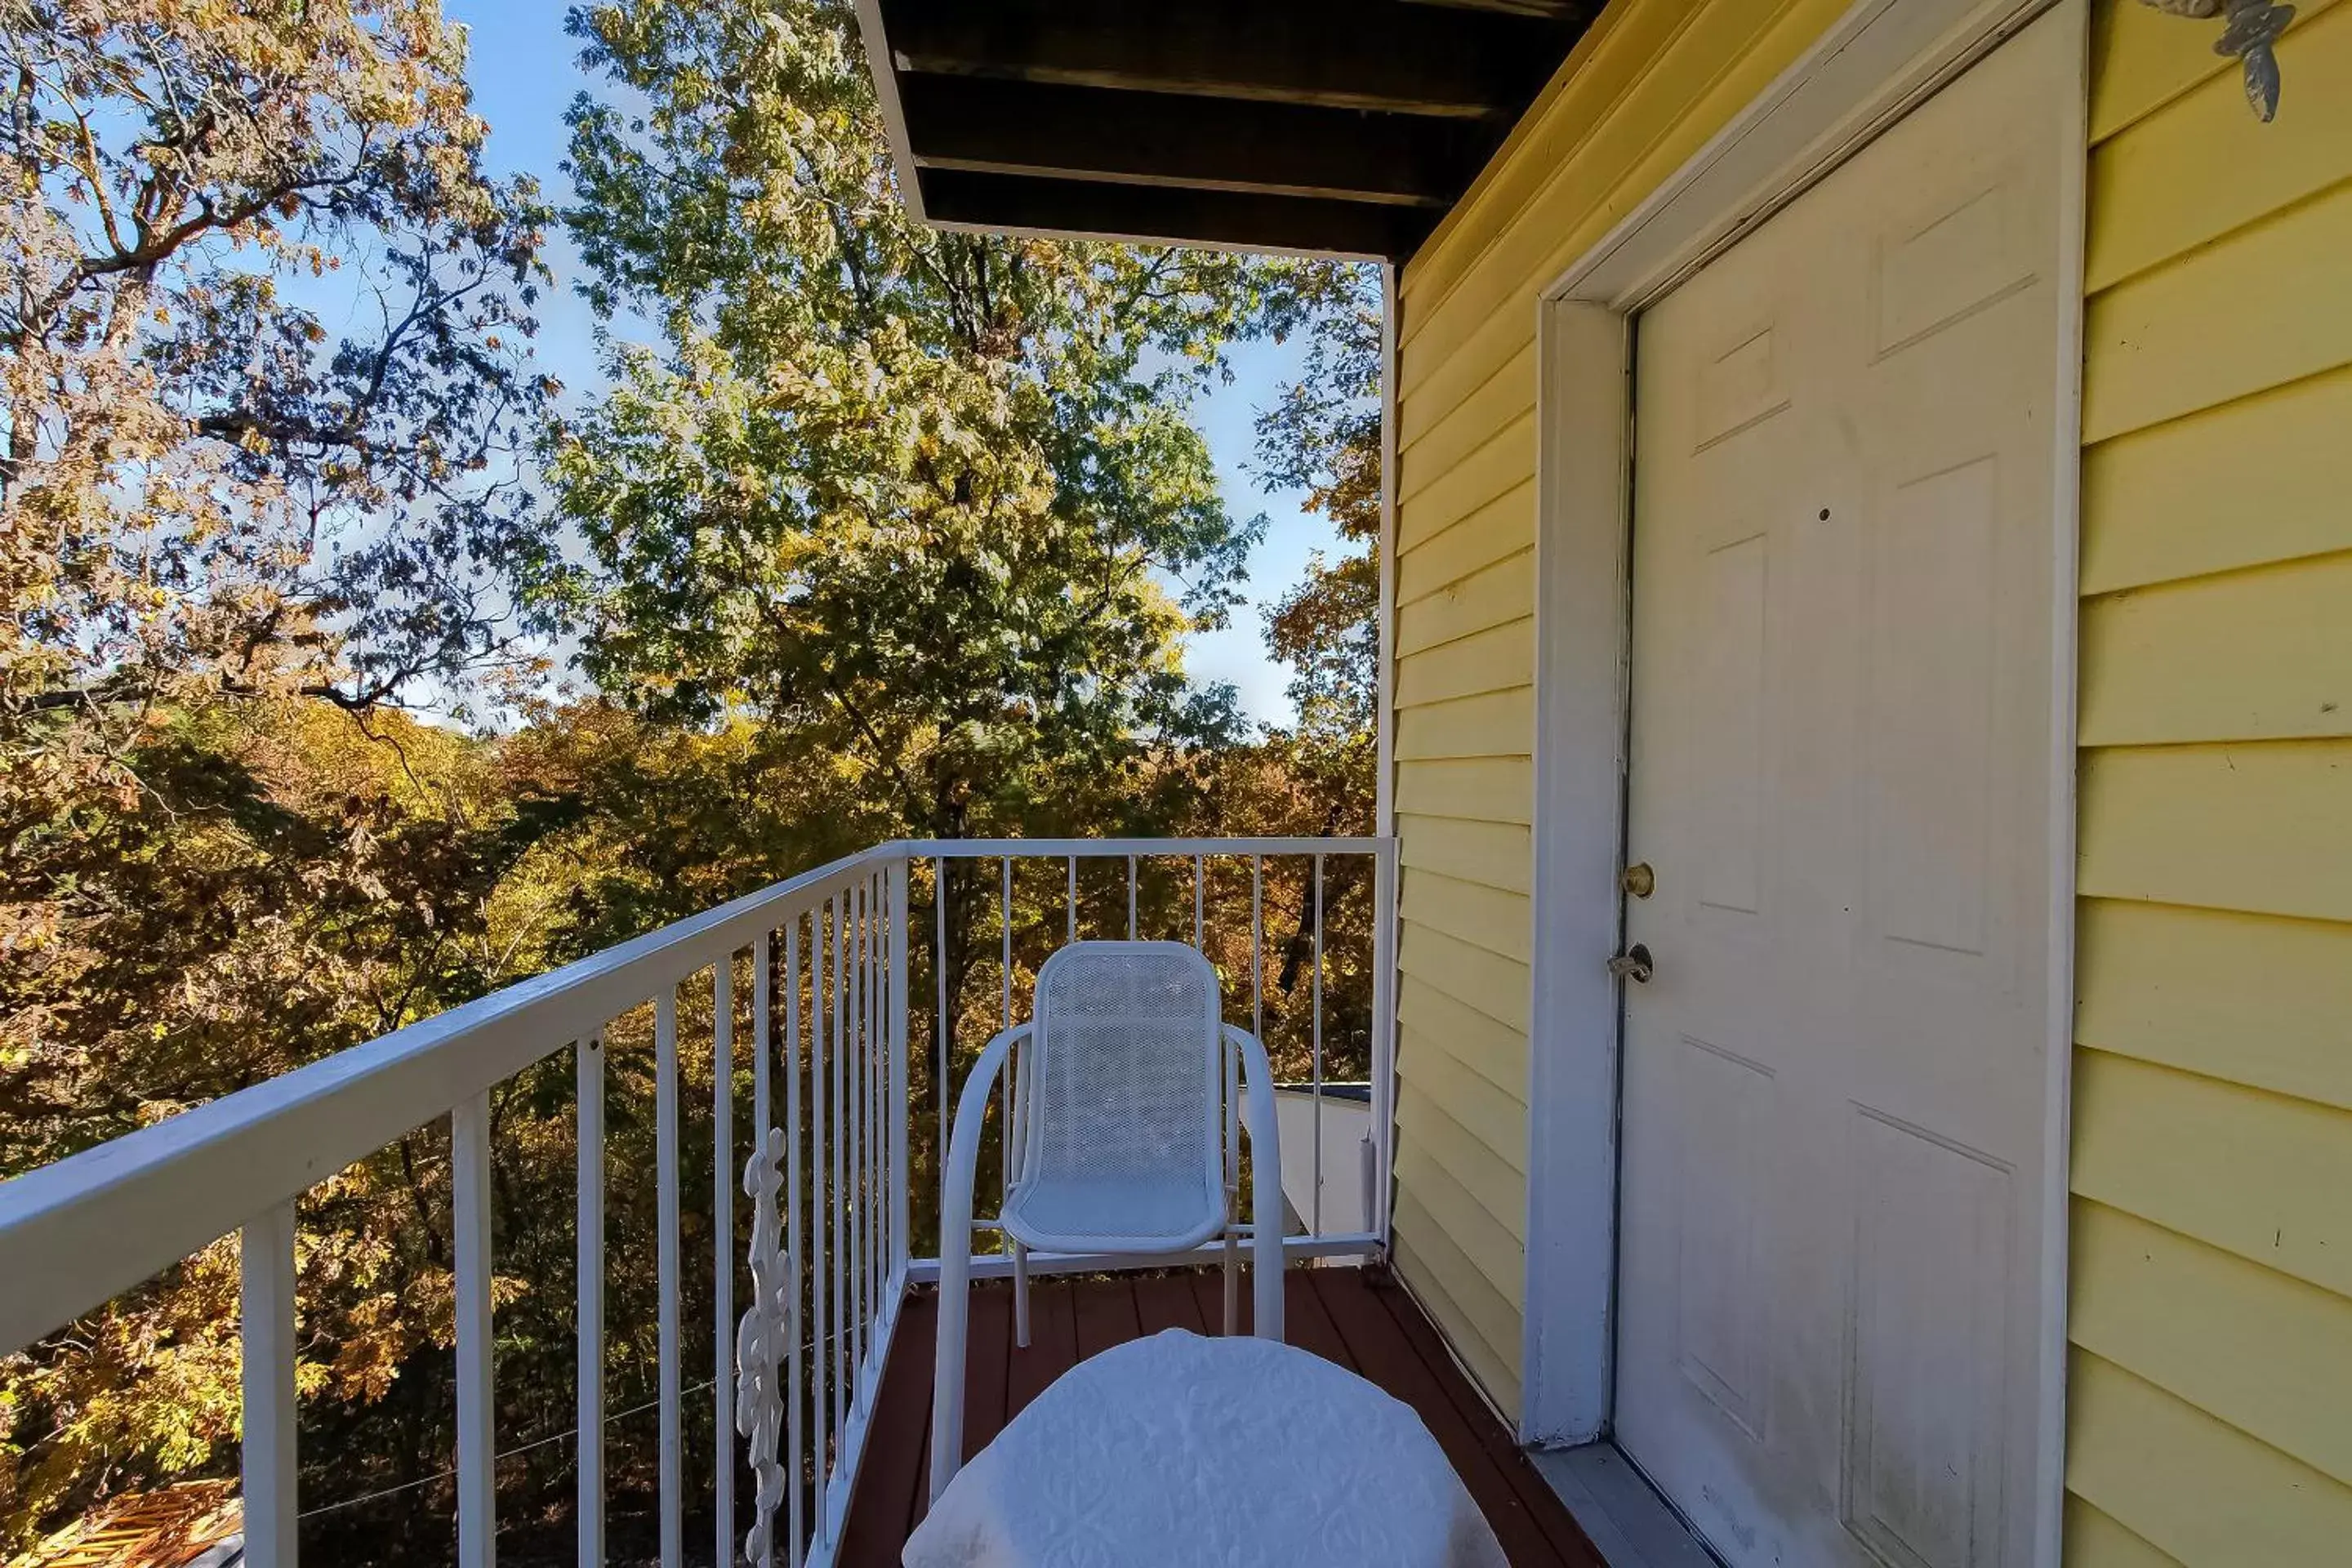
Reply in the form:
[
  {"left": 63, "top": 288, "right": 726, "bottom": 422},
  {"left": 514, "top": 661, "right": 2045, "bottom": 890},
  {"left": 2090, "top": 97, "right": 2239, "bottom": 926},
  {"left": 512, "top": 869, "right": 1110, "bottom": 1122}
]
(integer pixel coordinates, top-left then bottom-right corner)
[
  {"left": 849, "top": 880, "right": 864, "bottom": 1398},
  {"left": 810, "top": 904, "right": 829, "bottom": 1544},
  {"left": 831, "top": 893, "right": 847, "bottom": 1469},
  {"left": 869, "top": 872, "right": 882, "bottom": 1336},
  {"left": 934, "top": 858, "right": 949, "bottom": 1241},
  {"left": 1127, "top": 853, "right": 1138, "bottom": 938},
  {"left": 1000, "top": 856, "right": 1014, "bottom": 1208},
  {"left": 748, "top": 936, "right": 774, "bottom": 1568},
  {"left": 712, "top": 964, "right": 734, "bottom": 1568},
  {"left": 1066, "top": 854, "right": 1076, "bottom": 944},
  {"left": 785, "top": 919, "right": 806, "bottom": 1568},
  {"left": 889, "top": 859, "right": 912, "bottom": 1277},
  {"left": 576, "top": 1036, "right": 604, "bottom": 1568},
  {"left": 1370, "top": 843, "right": 1397, "bottom": 1242},
  {"left": 1312, "top": 854, "right": 1325, "bottom": 1236},
  {"left": 869, "top": 870, "right": 884, "bottom": 1324},
  {"left": 240, "top": 1200, "right": 297, "bottom": 1568},
  {"left": 454, "top": 1092, "right": 497, "bottom": 1568},
  {"left": 654, "top": 991, "right": 681, "bottom": 1568},
  {"left": 1193, "top": 854, "right": 1205, "bottom": 948},
  {"left": 1232, "top": 857, "right": 1261, "bottom": 1331},
  {"left": 1250, "top": 858, "right": 1264, "bottom": 1042},
  {"left": 868, "top": 875, "right": 879, "bottom": 1356}
]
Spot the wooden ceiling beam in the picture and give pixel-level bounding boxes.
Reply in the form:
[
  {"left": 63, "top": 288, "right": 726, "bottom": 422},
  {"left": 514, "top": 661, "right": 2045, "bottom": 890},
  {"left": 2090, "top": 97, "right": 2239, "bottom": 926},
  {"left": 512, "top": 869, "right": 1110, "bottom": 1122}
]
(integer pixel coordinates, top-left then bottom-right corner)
[
  {"left": 915, "top": 169, "right": 1437, "bottom": 260},
  {"left": 878, "top": 0, "right": 1574, "bottom": 119},
  {"left": 898, "top": 77, "right": 1481, "bottom": 208},
  {"left": 1402, "top": 0, "right": 1581, "bottom": 16}
]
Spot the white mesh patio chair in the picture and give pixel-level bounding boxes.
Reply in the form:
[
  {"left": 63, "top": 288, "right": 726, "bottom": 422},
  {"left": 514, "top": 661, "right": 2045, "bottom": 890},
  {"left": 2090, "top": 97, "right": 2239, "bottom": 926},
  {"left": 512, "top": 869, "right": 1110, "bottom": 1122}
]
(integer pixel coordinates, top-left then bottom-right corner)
[{"left": 929, "top": 940, "right": 1285, "bottom": 1502}]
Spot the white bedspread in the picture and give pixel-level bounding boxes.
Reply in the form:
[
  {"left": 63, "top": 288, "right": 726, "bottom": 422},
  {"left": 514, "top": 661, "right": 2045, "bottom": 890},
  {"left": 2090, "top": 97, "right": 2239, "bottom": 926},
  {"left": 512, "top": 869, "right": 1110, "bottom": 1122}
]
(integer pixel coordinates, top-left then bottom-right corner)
[{"left": 903, "top": 1328, "right": 1509, "bottom": 1568}]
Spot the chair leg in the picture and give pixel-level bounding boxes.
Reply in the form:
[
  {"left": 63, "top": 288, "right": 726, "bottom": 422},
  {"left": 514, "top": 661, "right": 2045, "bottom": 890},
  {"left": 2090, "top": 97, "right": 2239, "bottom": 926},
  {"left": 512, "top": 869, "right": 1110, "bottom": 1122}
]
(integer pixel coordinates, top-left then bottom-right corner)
[{"left": 1013, "top": 1240, "right": 1031, "bottom": 1349}]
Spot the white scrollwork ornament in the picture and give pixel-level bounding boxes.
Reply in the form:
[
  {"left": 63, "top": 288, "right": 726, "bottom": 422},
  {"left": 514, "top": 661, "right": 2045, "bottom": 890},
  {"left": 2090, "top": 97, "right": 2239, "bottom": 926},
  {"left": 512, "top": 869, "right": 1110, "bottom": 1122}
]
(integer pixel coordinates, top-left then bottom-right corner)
[{"left": 735, "top": 1127, "right": 791, "bottom": 1568}]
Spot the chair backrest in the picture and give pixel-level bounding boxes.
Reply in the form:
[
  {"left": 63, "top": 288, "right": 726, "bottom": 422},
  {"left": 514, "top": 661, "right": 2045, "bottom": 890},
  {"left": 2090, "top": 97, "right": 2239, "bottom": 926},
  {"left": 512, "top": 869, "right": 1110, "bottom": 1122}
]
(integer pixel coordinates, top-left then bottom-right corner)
[{"left": 1022, "top": 942, "right": 1223, "bottom": 1196}]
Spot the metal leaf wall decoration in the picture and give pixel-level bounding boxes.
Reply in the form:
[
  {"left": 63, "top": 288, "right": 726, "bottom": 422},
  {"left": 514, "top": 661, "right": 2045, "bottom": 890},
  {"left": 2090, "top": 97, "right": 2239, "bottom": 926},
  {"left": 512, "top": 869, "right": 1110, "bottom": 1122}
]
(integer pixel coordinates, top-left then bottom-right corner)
[{"left": 2138, "top": 0, "right": 2296, "bottom": 121}]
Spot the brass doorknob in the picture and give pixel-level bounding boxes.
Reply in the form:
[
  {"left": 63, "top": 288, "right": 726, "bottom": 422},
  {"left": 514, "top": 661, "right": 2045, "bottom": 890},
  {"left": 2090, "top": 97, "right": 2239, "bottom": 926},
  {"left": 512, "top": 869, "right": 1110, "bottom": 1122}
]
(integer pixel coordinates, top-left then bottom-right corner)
[{"left": 1607, "top": 943, "right": 1654, "bottom": 984}]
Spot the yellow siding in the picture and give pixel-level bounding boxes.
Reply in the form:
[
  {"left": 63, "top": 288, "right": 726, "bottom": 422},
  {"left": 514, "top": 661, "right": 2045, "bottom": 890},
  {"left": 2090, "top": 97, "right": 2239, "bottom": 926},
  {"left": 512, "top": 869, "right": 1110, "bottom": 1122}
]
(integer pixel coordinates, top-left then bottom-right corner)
[
  {"left": 2069, "top": 2, "right": 2352, "bottom": 1558},
  {"left": 2065, "top": 1350, "right": 2352, "bottom": 1566},
  {"left": 1386, "top": 0, "right": 1855, "bottom": 1420},
  {"left": 1382, "top": 0, "right": 2352, "bottom": 1521},
  {"left": 2064, "top": 1499, "right": 2185, "bottom": 1568}
]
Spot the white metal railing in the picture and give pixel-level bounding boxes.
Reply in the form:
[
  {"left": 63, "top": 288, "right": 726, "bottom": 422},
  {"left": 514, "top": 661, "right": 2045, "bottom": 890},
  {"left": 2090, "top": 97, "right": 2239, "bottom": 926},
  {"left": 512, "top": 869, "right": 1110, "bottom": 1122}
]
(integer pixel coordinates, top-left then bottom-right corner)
[{"left": 0, "top": 835, "right": 1396, "bottom": 1568}]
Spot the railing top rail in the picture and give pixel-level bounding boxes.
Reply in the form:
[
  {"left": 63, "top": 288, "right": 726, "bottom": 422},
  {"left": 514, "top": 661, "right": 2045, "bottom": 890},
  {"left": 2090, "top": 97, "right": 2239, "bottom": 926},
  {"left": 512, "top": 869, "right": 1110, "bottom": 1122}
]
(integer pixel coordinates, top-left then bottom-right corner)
[
  {"left": 0, "top": 844, "right": 888, "bottom": 1354},
  {"left": 911, "top": 836, "right": 1389, "bottom": 858},
  {"left": 0, "top": 835, "right": 1392, "bottom": 1355}
]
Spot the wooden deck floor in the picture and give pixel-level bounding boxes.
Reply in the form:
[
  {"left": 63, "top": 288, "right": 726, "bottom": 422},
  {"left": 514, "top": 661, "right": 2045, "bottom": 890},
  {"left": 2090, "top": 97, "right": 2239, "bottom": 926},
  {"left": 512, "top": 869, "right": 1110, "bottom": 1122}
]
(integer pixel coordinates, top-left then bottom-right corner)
[{"left": 839, "top": 1265, "right": 1603, "bottom": 1568}]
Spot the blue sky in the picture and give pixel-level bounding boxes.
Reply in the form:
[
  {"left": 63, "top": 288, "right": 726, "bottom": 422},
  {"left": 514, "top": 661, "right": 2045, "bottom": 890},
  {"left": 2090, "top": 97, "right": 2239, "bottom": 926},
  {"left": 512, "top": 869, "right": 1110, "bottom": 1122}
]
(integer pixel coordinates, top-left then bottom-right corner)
[{"left": 443, "top": 2, "right": 1342, "bottom": 726}]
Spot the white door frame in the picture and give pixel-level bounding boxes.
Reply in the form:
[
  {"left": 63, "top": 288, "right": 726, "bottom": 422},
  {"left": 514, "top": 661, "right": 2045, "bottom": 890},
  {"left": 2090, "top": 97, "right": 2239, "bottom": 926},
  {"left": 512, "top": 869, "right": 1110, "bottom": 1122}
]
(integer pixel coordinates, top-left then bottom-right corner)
[{"left": 1519, "top": 0, "right": 2085, "bottom": 1562}]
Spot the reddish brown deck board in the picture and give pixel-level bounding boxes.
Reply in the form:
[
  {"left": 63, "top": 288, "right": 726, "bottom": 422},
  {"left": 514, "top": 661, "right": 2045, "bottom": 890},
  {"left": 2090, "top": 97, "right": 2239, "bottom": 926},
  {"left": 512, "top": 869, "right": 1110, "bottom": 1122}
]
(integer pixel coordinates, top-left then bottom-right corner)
[
  {"left": 1309, "top": 1267, "right": 1576, "bottom": 1567},
  {"left": 1365, "top": 1269, "right": 1605, "bottom": 1568},
  {"left": 1004, "top": 1276, "right": 1079, "bottom": 1420},
  {"left": 1186, "top": 1261, "right": 1245, "bottom": 1338},
  {"left": 836, "top": 1294, "right": 938, "bottom": 1568},
  {"left": 1132, "top": 1272, "right": 1209, "bottom": 1336},
  {"left": 956, "top": 1278, "right": 1013, "bottom": 1467},
  {"left": 842, "top": 1267, "right": 1601, "bottom": 1568},
  {"left": 1278, "top": 1267, "right": 1355, "bottom": 1370},
  {"left": 1072, "top": 1274, "right": 1142, "bottom": 1361}
]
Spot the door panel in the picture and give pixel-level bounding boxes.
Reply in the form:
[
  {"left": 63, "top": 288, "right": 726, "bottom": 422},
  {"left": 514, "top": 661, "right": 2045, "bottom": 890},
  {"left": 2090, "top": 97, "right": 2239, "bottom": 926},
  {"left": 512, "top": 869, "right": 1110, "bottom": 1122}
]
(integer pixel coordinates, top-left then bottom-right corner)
[{"left": 1611, "top": 11, "right": 2075, "bottom": 1568}]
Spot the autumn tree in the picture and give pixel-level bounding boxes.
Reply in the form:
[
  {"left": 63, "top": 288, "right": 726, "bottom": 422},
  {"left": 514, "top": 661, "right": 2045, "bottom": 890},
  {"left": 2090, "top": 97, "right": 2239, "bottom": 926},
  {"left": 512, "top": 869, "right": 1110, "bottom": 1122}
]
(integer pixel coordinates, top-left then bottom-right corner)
[
  {"left": 0, "top": 1, "right": 1390, "bottom": 1554},
  {"left": 1252, "top": 261, "right": 1383, "bottom": 835},
  {"left": 0, "top": 1, "right": 561, "bottom": 1546}
]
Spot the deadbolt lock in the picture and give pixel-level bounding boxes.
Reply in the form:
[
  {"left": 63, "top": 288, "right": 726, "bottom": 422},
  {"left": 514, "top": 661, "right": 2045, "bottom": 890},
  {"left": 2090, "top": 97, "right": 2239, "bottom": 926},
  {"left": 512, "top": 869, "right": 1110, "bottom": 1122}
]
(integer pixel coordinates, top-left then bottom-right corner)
[
  {"left": 1620, "top": 862, "right": 1655, "bottom": 898},
  {"left": 1607, "top": 943, "right": 1655, "bottom": 985}
]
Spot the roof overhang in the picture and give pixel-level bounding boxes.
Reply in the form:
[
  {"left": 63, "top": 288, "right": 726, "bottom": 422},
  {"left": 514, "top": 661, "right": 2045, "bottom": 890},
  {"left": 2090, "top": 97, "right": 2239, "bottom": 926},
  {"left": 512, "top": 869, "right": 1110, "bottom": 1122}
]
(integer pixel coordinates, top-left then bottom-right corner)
[{"left": 853, "top": 0, "right": 1596, "bottom": 261}]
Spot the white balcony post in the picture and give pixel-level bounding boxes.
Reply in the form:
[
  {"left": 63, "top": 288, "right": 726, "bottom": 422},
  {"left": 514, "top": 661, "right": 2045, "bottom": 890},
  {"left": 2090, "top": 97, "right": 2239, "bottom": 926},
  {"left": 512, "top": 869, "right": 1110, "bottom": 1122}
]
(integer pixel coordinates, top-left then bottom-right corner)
[
  {"left": 655, "top": 989, "right": 681, "bottom": 1568},
  {"left": 453, "top": 1093, "right": 497, "bottom": 1568},
  {"left": 240, "top": 1200, "right": 298, "bottom": 1568},
  {"left": 576, "top": 1036, "right": 605, "bottom": 1568}
]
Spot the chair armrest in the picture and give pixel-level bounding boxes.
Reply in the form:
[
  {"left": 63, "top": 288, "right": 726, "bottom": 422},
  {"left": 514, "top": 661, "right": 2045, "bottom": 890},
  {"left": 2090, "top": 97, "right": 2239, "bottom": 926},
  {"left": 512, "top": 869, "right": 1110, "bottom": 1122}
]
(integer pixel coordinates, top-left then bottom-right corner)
[
  {"left": 929, "top": 1020, "right": 1029, "bottom": 1503},
  {"left": 1222, "top": 1024, "right": 1286, "bottom": 1343},
  {"left": 942, "top": 1021, "right": 1030, "bottom": 1235}
]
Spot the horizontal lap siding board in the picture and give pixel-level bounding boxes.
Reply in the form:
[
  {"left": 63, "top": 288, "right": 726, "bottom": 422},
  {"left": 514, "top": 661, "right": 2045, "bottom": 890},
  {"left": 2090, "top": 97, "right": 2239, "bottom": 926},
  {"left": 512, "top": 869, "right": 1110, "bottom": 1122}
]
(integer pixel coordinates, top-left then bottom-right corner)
[
  {"left": 2069, "top": 2, "right": 2352, "bottom": 1561},
  {"left": 1399, "top": 973, "right": 1532, "bottom": 1102},
  {"left": 1400, "top": 480, "right": 1537, "bottom": 597},
  {"left": 1396, "top": 759, "right": 1536, "bottom": 826},
  {"left": 1385, "top": 0, "right": 1851, "bottom": 1424},
  {"left": 1400, "top": 867, "right": 1534, "bottom": 963},
  {"left": 1392, "top": 1219, "right": 1522, "bottom": 1407},
  {"left": 1397, "top": 1084, "right": 1528, "bottom": 1231}
]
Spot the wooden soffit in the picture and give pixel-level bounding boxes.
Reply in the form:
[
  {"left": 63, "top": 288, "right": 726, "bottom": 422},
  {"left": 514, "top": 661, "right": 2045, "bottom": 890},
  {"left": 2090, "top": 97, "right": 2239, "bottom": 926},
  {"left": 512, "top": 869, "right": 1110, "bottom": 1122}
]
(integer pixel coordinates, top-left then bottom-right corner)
[{"left": 854, "top": 0, "right": 1596, "bottom": 260}]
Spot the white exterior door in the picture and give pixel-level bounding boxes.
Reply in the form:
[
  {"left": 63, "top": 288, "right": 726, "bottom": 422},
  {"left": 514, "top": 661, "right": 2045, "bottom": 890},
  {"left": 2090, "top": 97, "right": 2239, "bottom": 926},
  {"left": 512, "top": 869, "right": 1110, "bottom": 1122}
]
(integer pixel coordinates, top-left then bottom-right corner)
[{"left": 1613, "top": 11, "right": 2074, "bottom": 1568}]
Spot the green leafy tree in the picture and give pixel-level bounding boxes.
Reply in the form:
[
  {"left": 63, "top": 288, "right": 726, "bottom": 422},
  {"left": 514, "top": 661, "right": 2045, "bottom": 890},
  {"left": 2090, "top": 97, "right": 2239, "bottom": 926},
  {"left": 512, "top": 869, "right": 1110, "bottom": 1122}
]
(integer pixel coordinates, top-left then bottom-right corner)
[{"left": 539, "top": 0, "right": 1331, "bottom": 1058}]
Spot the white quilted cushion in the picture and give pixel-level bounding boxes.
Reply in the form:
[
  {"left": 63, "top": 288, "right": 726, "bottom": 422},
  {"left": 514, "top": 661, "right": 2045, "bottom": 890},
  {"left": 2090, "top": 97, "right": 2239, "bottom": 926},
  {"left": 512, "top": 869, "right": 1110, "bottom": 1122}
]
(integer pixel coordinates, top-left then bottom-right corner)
[{"left": 904, "top": 1329, "right": 1508, "bottom": 1568}]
